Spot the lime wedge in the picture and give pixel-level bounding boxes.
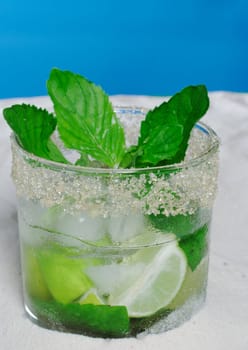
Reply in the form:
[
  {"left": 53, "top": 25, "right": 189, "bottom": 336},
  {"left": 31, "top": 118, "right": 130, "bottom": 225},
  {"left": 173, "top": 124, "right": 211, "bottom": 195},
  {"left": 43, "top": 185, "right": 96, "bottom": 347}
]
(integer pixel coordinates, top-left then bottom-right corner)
[
  {"left": 79, "top": 289, "right": 105, "bottom": 305},
  {"left": 37, "top": 248, "right": 92, "bottom": 304},
  {"left": 31, "top": 299, "right": 130, "bottom": 337},
  {"left": 109, "top": 241, "right": 187, "bottom": 317},
  {"left": 22, "top": 244, "right": 51, "bottom": 300}
]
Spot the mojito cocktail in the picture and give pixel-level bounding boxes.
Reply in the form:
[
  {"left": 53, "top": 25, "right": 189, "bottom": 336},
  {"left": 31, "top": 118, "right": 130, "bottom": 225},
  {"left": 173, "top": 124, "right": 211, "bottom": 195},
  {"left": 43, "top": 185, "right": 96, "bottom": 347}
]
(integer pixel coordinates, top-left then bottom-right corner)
[{"left": 4, "top": 70, "right": 219, "bottom": 338}]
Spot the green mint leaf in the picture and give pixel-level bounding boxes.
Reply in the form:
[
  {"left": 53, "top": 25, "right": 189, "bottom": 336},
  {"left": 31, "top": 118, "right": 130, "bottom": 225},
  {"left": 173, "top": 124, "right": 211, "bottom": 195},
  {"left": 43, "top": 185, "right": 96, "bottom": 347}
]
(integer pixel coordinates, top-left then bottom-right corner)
[
  {"left": 139, "top": 101, "right": 177, "bottom": 145},
  {"left": 47, "top": 68, "right": 126, "bottom": 168},
  {"left": 119, "top": 145, "right": 141, "bottom": 168},
  {"left": 163, "top": 85, "right": 209, "bottom": 164},
  {"left": 31, "top": 299, "right": 130, "bottom": 337},
  {"left": 135, "top": 85, "right": 209, "bottom": 167},
  {"left": 75, "top": 152, "right": 107, "bottom": 168},
  {"left": 149, "top": 209, "right": 208, "bottom": 238},
  {"left": 3, "top": 104, "right": 68, "bottom": 164},
  {"left": 138, "top": 124, "right": 184, "bottom": 165},
  {"left": 75, "top": 153, "right": 90, "bottom": 166},
  {"left": 179, "top": 224, "right": 208, "bottom": 271}
]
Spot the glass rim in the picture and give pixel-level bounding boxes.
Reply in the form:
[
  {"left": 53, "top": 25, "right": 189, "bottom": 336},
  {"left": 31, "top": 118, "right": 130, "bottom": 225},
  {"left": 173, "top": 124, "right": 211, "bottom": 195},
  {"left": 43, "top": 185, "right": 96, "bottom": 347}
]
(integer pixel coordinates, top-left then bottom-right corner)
[{"left": 11, "top": 109, "right": 220, "bottom": 175}]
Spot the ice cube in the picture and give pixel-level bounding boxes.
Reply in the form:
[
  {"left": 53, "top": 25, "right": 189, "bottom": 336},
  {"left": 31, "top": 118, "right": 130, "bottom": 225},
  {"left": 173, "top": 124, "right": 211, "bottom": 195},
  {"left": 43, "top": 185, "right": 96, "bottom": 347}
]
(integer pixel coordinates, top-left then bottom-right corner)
[
  {"left": 18, "top": 198, "right": 46, "bottom": 228},
  {"left": 18, "top": 213, "right": 51, "bottom": 246},
  {"left": 86, "top": 262, "right": 145, "bottom": 296},
  {"left": 18, "top": 198, "right": 108, "bottom": 244},
  {"left": 54, "top": 211, "right": 108, "bottom": 242},
  {"left": 108, "top": 213, "right": 146, "bottom": 242}
]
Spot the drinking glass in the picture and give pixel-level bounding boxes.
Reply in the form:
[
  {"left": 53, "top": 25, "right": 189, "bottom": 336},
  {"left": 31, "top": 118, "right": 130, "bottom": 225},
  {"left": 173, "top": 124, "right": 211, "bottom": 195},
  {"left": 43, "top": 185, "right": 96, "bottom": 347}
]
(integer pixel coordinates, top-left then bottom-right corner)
[{"left": 11, "top": 107, "right": 219, "bottom": 338}]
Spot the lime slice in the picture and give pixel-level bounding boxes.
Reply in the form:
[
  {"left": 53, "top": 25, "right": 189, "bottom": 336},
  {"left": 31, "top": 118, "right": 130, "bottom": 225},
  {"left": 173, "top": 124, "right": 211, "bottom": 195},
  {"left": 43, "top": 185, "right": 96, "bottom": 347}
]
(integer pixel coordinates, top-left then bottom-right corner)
[
  {"left": 79, "top": 289, "right": 105, "bottom": 305},
  {"left": 108, "top": 241, "right": 187, "bottom": 317}
]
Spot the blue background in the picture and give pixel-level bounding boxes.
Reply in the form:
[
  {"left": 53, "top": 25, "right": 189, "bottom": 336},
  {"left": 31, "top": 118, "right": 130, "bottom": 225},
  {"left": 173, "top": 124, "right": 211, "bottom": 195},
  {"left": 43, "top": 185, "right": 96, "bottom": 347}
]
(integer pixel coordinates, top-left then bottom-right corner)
[{"left": 0, "top": 0, "right": 247, "bottom": 98}]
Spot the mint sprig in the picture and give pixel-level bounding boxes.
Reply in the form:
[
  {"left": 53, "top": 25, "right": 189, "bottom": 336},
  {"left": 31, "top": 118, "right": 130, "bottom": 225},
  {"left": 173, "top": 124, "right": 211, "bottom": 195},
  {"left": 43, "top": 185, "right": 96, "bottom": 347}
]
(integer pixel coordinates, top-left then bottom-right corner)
[
  {"left": 3, "top": 69, "right": 209, "bottom": 169},
  {"left": 3, "top": 104, "right": 68, "bottom": 164},
  {"left": 47, "top": 69, "right": 126, "bottom": 168}
]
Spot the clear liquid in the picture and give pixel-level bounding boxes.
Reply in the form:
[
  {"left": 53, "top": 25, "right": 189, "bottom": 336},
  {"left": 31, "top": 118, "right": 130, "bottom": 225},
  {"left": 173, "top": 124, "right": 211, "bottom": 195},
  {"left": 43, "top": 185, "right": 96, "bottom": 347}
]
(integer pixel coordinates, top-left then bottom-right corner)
[
  {"left": 12, "top": 107, "right": 218, "bottom": 338},
  {"left": 19, "top": 200, "right": 210, "bottom": 338}
]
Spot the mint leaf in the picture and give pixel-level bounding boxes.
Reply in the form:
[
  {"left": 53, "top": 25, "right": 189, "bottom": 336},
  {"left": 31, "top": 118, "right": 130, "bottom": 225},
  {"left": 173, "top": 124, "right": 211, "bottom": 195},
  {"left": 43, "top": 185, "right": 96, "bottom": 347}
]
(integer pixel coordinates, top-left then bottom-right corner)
[
  {"left": 138, "top": 124, "right": 183, "bottom": 165},
  {"left": 74, "top": 153, "right": 89, "bottom": 166},
  {"left": 119, "top": 145, "right": 141, "bottom": 168},
  {"left": 47, "top": 69, "right": 126, "bottom": 168},
  {"left": 31, "top": 299, "right": 130, "bottom": 337},
  {"left": 139, "top": 101, "right": 177, "bottom": 145},
  {"left": 166, "top": 85, "right": 209, "bottom": 164},
  {"left": 179, "top": 224, "right": 208, "bottom": 271},
  {"left": 75, "top": 152, "right": 106, "bottom": 168},
  {"left": 134, "top": 85, "right": 209, "bottom": 167},
  {"left": 3, "top": 104, "right": 68, "bottom": 164},
  {"left": 149, "top": 209, "right": 208, "bottom": 238}
]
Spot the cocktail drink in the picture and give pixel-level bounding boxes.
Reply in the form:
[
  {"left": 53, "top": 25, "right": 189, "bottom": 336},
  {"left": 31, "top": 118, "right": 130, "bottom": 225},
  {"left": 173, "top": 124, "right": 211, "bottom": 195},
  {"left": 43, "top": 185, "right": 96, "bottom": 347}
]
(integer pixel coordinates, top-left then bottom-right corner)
[{"left": 4, "top": 70, "right": 219, "bottom": 338}]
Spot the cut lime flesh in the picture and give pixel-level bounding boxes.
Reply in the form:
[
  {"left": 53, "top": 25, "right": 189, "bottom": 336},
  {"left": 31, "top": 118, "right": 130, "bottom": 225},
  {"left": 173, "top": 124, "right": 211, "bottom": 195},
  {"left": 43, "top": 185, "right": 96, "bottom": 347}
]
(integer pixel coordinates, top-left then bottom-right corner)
[
  {"left": 78, "top": 289, "right": 104, "bottom": 305},
  {"left": 37, "top": 248, "right": 92, "bottom": 304},
  {"left": 108, "top": 242, "right": 187, "bottom": 317}
]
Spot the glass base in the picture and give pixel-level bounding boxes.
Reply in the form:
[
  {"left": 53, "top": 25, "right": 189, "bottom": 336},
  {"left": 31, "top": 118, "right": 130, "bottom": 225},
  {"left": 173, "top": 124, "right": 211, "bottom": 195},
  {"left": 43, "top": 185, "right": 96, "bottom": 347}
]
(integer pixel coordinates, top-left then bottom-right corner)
[
  {"left": 24, "top": 291, "right": 206, "bottom": 338},
  {"left": 139, "top": 292, "right": 206, "bottom": 337}
]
